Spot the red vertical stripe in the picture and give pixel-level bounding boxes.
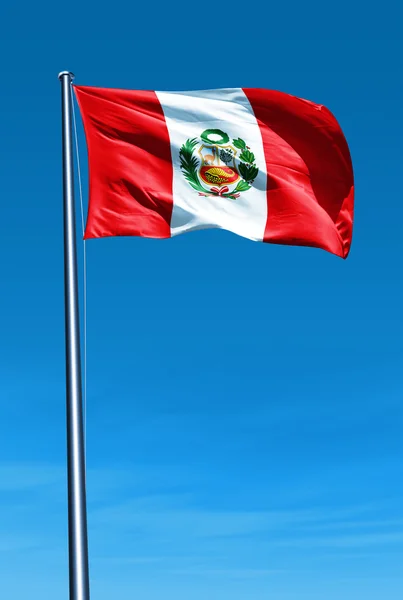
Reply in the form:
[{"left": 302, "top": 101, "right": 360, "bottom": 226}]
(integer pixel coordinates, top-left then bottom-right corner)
[
  {"left": 74, "top": 85, "right": 173, "bottom": 239},
  {"left": 243, "top": 89, "right": 354, "bottom": 258}
]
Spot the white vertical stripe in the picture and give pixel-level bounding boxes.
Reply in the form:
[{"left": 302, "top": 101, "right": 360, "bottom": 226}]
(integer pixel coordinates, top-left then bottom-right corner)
[{"left": 155, "top": 89, "right": 267, "bottom": 242}]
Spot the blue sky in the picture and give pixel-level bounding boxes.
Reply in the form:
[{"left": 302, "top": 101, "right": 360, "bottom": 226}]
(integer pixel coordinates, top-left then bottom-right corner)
[{"left": 0, "top": 1, "right": 402, "bottom": 598}]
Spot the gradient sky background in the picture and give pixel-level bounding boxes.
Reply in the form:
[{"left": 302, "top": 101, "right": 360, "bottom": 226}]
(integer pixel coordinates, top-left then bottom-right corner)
[{"left": 0, "top": 1, "right": 402, "bottom": 599}]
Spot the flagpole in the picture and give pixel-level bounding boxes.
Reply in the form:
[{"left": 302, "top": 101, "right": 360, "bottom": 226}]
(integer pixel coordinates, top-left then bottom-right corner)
[{"left": 59, "top": 70, "right": 90, "bottom": 600}]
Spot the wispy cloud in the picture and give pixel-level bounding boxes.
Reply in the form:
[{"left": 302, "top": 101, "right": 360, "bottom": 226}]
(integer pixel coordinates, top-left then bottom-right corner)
[
  {"left": 0, "top": 463, "right": 63, "bottom": 492},
  {"left": 88, "top": 491, "right": 403, "bottom": 570},
  {"left": 0, "top": 534, "right": 42, "bottom": 553},
  {"left": 1, "top": 460, "right": 402, "bottom": 583},
  {"left": 164, "top": 567, "right": 285, "bottom": 578},
  {"left": 274, "top": 531, "right": 403, "bottom": 549}
]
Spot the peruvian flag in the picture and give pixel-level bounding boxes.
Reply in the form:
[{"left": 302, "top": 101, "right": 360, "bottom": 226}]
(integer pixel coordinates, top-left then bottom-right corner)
[{"left": 74, "top": 86, "right": 354, "bottom": 258}]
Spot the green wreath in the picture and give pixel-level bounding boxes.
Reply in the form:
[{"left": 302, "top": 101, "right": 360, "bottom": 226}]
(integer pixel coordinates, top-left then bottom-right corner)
[
  {"left": 200, "top": 129, "right": 229, "bottom": 145},
  {"left": 179, "top": 134, "right": 259, "bottom": 200}
]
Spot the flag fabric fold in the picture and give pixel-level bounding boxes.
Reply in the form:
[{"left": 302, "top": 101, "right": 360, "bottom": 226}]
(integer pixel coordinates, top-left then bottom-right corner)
[{"left": 74, "top": 85, "right": 354, "bottom": 258}]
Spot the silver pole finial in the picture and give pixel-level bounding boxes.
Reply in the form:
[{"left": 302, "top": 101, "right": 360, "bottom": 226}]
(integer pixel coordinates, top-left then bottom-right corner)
[{"left": 59, "top": 71, "right": 75, "bottom": 81}]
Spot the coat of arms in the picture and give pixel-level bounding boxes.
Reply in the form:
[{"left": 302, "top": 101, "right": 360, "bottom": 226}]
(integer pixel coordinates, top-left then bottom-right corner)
[{"left": 179, "top": 129, "right": 259, "bottom": 200}]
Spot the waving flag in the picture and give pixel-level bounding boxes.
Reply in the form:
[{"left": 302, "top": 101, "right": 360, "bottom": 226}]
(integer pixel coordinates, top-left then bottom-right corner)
[{"left": 74, "top": 86, "right": 354, "bottom": 258}]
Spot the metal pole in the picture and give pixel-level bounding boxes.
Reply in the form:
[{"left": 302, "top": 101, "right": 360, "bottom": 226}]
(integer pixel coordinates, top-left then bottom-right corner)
[{"left": 59, "top": 71, "right": 90, "bottom": 600}]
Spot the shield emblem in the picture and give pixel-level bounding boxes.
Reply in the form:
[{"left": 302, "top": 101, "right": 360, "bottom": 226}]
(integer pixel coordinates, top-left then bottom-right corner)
[{"left": 198, "top": 143, "right": 240, "bottom": 187}]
